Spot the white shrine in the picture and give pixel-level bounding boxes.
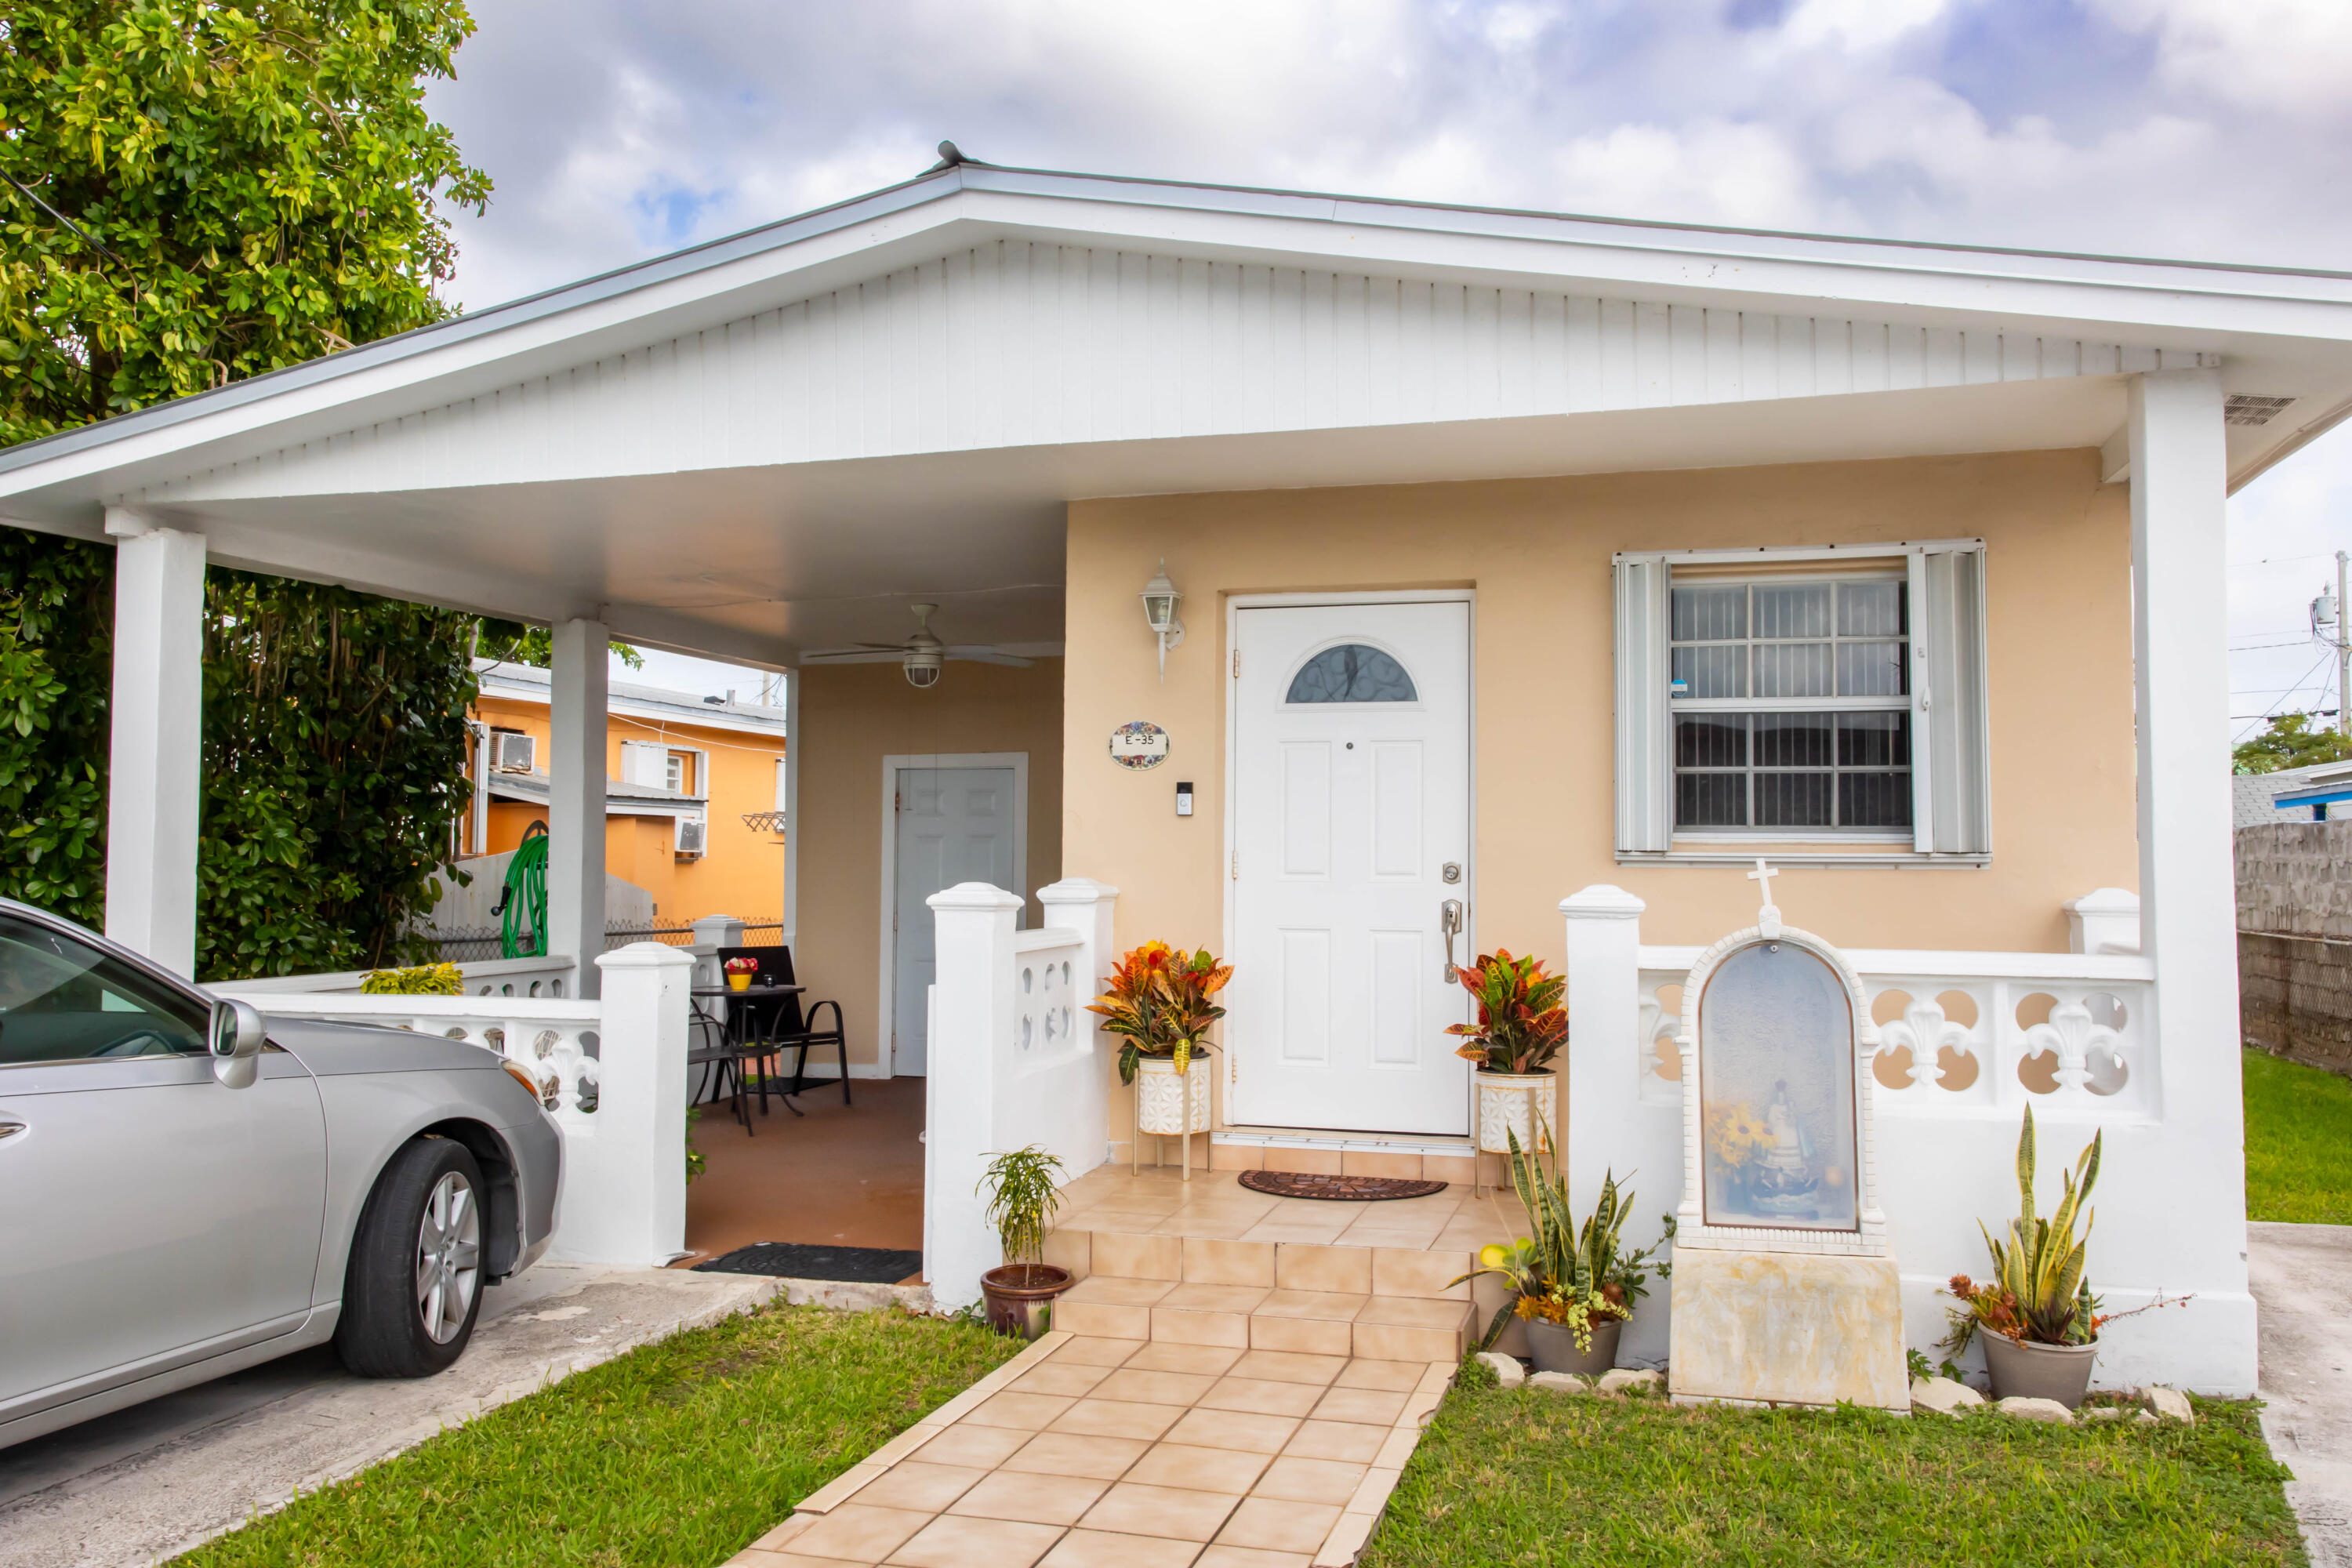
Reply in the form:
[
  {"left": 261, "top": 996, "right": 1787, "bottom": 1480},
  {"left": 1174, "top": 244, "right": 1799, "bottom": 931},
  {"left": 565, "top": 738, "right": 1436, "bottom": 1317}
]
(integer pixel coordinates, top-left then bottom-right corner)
[{"left": 1666, "top": 862, "right": 1908, "bottom": 1410}]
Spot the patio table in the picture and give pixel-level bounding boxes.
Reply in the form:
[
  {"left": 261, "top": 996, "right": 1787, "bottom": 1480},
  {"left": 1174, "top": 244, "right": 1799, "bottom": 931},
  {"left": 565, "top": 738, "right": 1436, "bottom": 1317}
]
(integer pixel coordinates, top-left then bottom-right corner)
[{"left": 690, "top": 984, "right": 808, "bottom": 1126}]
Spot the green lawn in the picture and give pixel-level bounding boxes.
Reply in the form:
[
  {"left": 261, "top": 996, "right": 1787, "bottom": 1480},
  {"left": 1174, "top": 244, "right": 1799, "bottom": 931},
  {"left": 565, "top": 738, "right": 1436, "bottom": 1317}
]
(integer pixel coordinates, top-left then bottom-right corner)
[
  {"left": 173, "top": 1303, "right": 1017, "bottom": 1567},
  {"left": 1363, "top": 1366, "right": 2304, "bottom": 1567},
  {"left": 2245, "top": 1048, "right": 2352, "bottom": 1225}
]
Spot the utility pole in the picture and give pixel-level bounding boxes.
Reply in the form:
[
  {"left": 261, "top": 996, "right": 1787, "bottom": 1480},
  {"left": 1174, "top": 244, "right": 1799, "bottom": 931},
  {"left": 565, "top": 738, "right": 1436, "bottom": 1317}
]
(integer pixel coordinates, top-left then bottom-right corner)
[{"left": 2316, "top": 556, "right": 2352, "bottom": 738}]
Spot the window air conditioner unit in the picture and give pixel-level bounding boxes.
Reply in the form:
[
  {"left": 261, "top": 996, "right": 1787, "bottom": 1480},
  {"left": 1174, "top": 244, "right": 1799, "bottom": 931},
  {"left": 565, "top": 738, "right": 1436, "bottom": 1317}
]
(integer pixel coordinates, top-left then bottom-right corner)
[
  {"left": 675, "top": 816, "right": 707, "bottom": 858},
  {"left": 492, "top": 731, "right": 536, "bottom": 773}
]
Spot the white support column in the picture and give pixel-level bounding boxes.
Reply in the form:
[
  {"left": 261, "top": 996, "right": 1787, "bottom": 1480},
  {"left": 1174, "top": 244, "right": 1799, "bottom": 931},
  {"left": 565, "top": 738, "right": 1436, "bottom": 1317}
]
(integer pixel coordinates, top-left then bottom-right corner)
[
  {"left": 923, "top": 881, "right": 1023, "bottom": 1310},
  {"left": 2127, "top": 366, "right": 2257, "bottom": 1392},
  {"left": 1038, "top": 877, "right": 1120, "bottom": 1169},
  {"left": 547, "top": 619, "right": 609, "bottom": 998},
  {"left": 103, "top": 511, "right": 205, "bottom": 976},
  {"left": 780, "top": 665, "right": 800, "bottom": 948},
  {"left": 550, "top": 942, "right": 692, "bottom": 1266}
]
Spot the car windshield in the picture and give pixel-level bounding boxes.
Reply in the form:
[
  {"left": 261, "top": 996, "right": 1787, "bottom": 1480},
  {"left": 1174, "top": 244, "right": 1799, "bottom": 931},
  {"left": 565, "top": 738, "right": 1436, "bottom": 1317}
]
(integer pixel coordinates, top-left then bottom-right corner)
[{"left": 0, "top": 915, "right": 209, "bottom": 1065}]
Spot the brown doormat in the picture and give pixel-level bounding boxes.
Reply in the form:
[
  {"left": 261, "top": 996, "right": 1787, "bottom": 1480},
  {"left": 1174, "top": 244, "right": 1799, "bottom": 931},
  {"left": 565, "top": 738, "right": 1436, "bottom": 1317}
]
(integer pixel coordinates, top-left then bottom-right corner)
[{"left": 1239, "top": 1170, "right": 1449, "bottom": 1201}]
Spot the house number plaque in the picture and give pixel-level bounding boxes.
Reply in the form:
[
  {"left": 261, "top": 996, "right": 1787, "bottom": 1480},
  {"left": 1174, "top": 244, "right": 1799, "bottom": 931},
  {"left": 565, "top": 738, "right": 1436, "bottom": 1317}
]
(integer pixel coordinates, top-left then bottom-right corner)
[{"left": 1109, "top": 720, "right": 1171, "bottom": 770}]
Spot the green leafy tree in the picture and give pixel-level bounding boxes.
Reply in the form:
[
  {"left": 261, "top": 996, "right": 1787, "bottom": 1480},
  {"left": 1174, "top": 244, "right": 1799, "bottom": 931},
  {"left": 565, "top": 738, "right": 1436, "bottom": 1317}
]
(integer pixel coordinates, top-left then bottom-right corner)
[
  {"left": 2234, "top": 712, "right": 2352, "bottom": 775},
  {"left": 0, "top": 0, "right": 495, "bottom": 978},
  {"left": 0, "top": 0, "right": 490, "bottom": 441},
  {"left": 477, "top": 619, "right": 644, "bottom": 672}
]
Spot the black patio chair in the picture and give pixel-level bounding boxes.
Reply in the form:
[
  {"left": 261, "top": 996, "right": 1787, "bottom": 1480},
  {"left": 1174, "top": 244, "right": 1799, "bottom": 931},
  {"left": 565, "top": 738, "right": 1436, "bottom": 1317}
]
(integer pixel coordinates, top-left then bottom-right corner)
[
  {"left": 717, "top": 945, "right": 851, "bottom": 1109},
  {"left": 685, "top": 999, "right": 756, "bottom": 1133}
]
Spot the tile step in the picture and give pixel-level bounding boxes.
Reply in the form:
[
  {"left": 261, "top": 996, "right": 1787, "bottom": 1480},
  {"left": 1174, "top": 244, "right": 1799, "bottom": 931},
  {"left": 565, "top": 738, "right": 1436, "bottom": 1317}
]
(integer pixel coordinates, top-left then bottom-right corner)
[{"left": 1053, "top": 1275, "right": 1475, "bottom": 1362}]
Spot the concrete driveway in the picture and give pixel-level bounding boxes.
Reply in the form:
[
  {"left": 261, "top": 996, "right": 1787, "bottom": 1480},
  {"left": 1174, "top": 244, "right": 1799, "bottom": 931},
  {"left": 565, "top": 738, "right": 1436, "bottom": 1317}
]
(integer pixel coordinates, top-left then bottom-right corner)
[
  {"left": 0, "top": 1263, "right": 775, "bottom": 1568},
  {"left": 2253, "top": 1221, "right": 2352, "bottom": 1568}
]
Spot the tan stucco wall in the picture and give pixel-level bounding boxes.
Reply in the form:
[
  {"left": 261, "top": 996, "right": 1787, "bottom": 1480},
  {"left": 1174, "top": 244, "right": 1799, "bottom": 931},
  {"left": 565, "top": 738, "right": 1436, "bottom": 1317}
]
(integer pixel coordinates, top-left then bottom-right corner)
[
  {"left": 793, "top": 658, "right": 1066, "bottom": 1071},
  {"left": 1062, "top": 449, "right": 2138, "bottom": 982}
]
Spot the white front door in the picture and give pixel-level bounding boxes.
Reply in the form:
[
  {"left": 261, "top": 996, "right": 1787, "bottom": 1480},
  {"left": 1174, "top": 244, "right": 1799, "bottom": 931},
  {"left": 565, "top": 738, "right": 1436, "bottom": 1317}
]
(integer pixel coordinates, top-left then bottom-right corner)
[
  {"left": 1229, "top": 601, "right": 1472, "bottom": 1134},
  {"left": 892, "top": 766, "right": 1019, "bottom": 1076}
]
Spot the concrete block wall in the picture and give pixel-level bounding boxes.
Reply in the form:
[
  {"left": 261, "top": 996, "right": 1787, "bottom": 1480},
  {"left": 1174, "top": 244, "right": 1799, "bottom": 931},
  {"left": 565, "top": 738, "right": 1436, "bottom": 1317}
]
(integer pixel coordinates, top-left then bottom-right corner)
[{"left": 2235, "top": 822, "right": 2352, "bottom": 1076}]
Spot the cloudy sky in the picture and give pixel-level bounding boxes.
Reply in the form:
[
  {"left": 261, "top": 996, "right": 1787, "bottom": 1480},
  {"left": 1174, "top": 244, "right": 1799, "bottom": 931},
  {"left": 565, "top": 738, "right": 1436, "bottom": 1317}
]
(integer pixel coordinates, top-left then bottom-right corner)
[{"left": 420, "top": 0, "right": 2352, "bottom": 728}]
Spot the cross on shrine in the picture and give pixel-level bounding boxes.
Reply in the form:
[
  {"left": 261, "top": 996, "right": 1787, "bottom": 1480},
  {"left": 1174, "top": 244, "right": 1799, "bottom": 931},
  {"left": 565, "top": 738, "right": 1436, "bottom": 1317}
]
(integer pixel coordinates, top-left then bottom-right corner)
[{"left": 1749, "top": 858, "right": 1783, "bottom": 938}]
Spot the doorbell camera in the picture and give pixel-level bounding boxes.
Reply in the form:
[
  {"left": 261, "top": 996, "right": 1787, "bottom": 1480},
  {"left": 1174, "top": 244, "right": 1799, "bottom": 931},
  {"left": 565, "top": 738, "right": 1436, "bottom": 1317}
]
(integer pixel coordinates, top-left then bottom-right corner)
[{"left": 1175, "top": 781, "right": 1194, "bottom": 817}]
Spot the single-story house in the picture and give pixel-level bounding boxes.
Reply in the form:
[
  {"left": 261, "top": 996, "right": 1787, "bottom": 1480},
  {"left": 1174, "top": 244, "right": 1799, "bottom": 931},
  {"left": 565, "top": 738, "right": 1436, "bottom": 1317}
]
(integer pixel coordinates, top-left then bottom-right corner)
[{"left": 6, "top": 155, "right": 2350, "bottom": 1391}]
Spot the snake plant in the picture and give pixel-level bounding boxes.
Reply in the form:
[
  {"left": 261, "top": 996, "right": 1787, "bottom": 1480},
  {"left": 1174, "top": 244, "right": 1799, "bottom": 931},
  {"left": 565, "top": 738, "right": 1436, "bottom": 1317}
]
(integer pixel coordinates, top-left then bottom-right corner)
[
  {"left": 1454, "top": 1116, "right": 1673, "bottom": 1352},
  {"left": 1945, "top": 1106, "right": 2103, "bottom": 1351}
]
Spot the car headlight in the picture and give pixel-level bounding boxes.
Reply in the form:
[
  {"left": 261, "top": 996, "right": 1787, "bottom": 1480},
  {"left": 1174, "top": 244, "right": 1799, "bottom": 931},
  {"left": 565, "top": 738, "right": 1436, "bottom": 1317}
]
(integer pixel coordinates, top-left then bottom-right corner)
[{"left": 501, "top": 1058, "right": 554, "bottom": 1109}]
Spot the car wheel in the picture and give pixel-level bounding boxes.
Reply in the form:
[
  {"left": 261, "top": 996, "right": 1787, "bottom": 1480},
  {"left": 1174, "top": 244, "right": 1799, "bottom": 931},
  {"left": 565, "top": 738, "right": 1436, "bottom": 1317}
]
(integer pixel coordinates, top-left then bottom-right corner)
[{"left": 336, "top": 1137, "right": 487, "bottom": 1377}]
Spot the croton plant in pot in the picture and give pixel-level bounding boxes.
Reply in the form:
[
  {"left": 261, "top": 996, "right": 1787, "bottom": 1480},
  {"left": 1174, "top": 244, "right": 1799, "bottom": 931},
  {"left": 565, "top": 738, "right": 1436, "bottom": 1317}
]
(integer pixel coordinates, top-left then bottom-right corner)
[
  {"left": 1448, "top": 949, "right": 1569, "bottom": 1163},
  {"left": 1457, "top": 1117, "right": 1672, "bottom": 1376},
  {"left": 1088, "top": 942, "right": 1232, "bottom": 1145}
]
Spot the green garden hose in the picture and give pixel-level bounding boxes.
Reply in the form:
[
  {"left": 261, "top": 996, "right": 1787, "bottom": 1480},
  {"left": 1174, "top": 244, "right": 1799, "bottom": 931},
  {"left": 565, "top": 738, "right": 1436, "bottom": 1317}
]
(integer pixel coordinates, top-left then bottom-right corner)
[{"left": 500, "top": 822, "right": 550, "bottom": 958}]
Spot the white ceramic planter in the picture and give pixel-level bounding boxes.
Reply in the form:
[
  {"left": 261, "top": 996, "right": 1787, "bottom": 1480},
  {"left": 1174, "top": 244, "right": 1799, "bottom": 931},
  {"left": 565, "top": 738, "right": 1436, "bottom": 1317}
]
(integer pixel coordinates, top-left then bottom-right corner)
[
  {"left": 1475, "top": 1068, "right": 1559, "bottom": 1157},
  {"left": 1134, "top": 1054, "right": 1212, "bottom": 1134},
  {"left": 1132, "top": 1054, "right": 1212, "bottom": 1181}
]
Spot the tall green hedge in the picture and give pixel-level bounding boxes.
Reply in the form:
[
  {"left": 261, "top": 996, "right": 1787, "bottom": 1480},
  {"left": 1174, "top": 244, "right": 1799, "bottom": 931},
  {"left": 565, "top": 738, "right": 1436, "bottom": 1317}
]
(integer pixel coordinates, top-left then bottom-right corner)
[{"left": 0, "top": 528, "right": 476, "bottom": 981}]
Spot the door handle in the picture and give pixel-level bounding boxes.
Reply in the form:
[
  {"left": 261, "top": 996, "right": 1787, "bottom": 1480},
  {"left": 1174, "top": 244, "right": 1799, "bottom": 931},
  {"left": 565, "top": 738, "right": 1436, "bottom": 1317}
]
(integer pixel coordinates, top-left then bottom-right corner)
[
  {"left": 1440, "top": 899, "right": 1465, "bottom": 983},
  {"left": 0, "top": 1118, "right": 25, "bottom": 1142}
]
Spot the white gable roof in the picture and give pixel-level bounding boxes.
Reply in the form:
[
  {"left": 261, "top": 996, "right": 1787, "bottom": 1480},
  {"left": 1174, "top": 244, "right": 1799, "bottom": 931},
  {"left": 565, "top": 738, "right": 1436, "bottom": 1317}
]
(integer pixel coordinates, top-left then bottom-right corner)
[{"left": 2, "top": 160, "right": 2347, "bottom": 664}]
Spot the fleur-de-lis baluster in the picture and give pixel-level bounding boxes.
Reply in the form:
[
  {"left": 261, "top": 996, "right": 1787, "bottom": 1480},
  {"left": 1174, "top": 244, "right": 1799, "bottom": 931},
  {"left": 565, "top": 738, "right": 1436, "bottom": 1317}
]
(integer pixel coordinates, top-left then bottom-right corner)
[
  {"left": 2023, "top": 1000, "right": 2117, "bottom": 1094},
  {"left": 1878, "top": 993, "right": 1975, "bottom": 1089}
]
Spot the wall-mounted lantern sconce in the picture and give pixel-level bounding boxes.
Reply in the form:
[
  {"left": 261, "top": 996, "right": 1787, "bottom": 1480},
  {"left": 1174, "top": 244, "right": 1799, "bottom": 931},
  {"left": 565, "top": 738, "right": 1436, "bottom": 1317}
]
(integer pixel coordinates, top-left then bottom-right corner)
[{"left": 1141, "top": 560, "right": 1185, "bottom": 681}]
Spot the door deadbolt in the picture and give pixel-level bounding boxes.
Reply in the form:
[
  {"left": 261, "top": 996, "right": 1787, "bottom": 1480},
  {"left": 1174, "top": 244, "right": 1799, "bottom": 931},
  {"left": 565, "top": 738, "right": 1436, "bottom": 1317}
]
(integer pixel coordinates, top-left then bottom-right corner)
[{"left": 1441, "top": 862, "right": 1461, "bottom": 884}]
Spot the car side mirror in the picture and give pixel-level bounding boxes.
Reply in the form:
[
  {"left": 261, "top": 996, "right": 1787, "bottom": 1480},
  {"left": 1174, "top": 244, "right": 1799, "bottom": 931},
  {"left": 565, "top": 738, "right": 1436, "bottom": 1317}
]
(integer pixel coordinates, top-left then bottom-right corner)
[{"left": 209, "top": 998, "right": 267, "bottom": 1089}]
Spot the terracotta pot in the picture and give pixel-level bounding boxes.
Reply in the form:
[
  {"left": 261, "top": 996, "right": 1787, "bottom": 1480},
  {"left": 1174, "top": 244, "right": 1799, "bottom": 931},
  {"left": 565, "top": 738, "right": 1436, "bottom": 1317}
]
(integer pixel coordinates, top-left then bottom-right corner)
[
  {"left": 979, "top": 1264, "right": 1072, "bottom": 1341},
  {"left": 727, "top": 973, "right": 751, "bottom": 993},
  {"left": 1523, "top": 1313, "right": 1623, "bottom": 1377},
  {"left": 1475, "top": 1069, "right": 1558, "bottom": 1156},
  {"left": 1980, "top": 1332, "right": 2097, "bottom": 1407}
]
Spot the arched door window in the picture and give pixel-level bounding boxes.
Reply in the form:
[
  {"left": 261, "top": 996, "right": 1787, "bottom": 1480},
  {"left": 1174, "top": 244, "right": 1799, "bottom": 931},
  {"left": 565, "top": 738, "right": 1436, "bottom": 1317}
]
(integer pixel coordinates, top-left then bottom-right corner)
[{"left": 1286, "top": 644, "right": 1417, "bottom": 704}]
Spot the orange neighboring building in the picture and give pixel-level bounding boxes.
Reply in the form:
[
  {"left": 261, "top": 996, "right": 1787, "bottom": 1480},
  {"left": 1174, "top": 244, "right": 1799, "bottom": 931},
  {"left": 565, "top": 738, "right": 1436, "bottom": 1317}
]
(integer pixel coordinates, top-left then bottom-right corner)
[{"left": 463, "top": 660, "right": 787, "bottom": 925}]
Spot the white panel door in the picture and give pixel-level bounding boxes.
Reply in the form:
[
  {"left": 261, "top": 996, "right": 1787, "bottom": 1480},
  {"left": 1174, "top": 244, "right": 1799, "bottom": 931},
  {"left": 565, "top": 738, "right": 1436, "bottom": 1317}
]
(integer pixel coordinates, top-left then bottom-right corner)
[
  {"left": 892, "top": 767, "right": 1018, "bottom": 1076},
  {"left": 1230, "top": 601, "right": 1472, "bottom": 1134}
]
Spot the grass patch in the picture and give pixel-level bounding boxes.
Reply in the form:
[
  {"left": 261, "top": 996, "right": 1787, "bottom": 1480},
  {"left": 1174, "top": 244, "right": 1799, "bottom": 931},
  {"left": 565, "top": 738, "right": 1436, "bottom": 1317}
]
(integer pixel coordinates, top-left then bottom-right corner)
[
  {"left": 1363, "top": 1365, "right": 2304, "bottom": 1567},
  {"left": 174, "top": 1303, "right": 1018, "bottom": 1567},
  {"left": 2245, "top": 1048, "right": 2352, "bottom": 1225}
]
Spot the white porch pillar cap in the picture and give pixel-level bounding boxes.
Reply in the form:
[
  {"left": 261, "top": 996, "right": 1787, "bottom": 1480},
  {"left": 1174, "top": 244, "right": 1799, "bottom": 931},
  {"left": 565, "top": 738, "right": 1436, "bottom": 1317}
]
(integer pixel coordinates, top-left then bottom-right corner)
[
  {"left": 1560, "top": 884, "right": 1646, "bottom": 920},
  {"left": 928, "top": 881, "right": 1024, "bottom": 913},
  {"left": 2062, "top": 887, "right": 2140, "bottom": 915},
  {"left": 1037, "top": 877, "right": 1121, "bottom": 904},
  {"left": 595, "top": 942, "right": 695, "bottom": 971}
]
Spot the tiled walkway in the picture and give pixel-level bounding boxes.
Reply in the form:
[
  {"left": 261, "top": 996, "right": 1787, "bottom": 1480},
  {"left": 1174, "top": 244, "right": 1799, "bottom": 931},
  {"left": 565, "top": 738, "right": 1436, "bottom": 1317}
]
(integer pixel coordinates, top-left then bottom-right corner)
[{"left": 727, "top": 1330, "right": 1451, "bottom": 1568}]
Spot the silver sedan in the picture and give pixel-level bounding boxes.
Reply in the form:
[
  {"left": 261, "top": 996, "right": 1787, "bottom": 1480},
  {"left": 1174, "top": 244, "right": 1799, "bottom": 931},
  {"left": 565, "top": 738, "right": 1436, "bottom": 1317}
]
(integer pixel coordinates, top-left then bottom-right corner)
[{"left": 0, "top": 899, "right": 561, "bottom": 1450}]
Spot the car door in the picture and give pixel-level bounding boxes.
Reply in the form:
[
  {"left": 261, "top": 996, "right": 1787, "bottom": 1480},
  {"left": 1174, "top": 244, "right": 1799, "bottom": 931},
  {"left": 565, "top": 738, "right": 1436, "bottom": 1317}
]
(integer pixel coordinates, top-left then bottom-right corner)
[{"left": 0, "top": 913, "right": 328, "bottom": 1413}]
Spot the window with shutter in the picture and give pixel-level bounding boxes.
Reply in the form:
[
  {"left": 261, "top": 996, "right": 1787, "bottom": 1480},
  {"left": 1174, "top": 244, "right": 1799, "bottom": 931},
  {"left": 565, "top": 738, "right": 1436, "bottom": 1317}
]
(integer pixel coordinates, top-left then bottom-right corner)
[{"left": 1613, "top": 543, "right": 1988, "bottom": 860}]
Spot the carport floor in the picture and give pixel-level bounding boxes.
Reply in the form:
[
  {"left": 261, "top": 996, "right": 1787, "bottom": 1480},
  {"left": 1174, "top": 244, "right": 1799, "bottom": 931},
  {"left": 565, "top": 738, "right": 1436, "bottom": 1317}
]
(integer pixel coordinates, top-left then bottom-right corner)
[{"left": 684, "top": 1074, "right": 924, "bottom": 1270}]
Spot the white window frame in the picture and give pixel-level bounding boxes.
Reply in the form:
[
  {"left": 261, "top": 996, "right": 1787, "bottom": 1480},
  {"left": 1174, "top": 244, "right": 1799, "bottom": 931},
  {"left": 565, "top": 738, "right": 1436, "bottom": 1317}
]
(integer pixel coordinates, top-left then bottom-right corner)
[
  {"left": 1616, "top": 539, "right": 1990, "bottom": 869},
  {"left": 1667, "top": 564, "right": 1915, "bottom": 844}
]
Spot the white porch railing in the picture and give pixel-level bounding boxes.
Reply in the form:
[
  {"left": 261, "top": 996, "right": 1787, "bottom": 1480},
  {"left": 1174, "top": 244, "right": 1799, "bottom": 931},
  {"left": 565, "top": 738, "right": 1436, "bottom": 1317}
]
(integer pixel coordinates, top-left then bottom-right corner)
[
  {"left": 922, "top": 878, "right": 1117, "bottom": 1310},
  {"left": 1562, "top": 884, "right": 2256, "bottom": 1396},
  {"left": 222, "top": 952, "right": 583, "bottom": 998},
  {"left": 212, "top": 943, "right": 693, "bottom": 1269}
]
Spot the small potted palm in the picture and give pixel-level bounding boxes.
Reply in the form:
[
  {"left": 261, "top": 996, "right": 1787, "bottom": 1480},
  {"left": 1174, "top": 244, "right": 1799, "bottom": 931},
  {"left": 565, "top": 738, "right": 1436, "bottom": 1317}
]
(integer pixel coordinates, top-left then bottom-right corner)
[
  {"left": 1089, "top": 942, "right": 1231, "bottom": 1167},
  {"left": 978, "top": 1145, "right": 1071, "bottom": 1340},
  {"left": 1939, "top": 1107, "right": 2120, "bottom": 1405},
  {"left": 1449, "top": 949, "right": 1569, "bottom": 1175},
  {"left": 1457, "top": 1120, "right": 1672, "bottom": 1375}
]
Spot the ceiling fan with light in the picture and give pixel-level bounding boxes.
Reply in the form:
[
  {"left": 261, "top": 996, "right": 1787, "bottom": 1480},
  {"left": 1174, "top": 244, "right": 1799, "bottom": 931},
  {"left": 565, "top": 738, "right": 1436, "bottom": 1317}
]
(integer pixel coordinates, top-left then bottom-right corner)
[{"left": 799, "top": 604, "right": 1034, "bottom": 689}]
